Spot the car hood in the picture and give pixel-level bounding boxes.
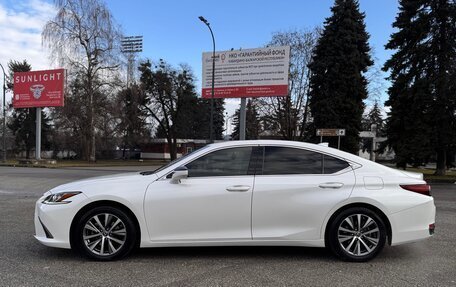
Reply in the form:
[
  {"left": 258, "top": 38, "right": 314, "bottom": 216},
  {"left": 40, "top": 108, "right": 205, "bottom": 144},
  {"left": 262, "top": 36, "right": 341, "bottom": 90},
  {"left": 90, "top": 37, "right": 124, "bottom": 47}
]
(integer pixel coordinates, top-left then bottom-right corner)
[{"left": 48, "top": 172, "right": 158, "bottom": 194}]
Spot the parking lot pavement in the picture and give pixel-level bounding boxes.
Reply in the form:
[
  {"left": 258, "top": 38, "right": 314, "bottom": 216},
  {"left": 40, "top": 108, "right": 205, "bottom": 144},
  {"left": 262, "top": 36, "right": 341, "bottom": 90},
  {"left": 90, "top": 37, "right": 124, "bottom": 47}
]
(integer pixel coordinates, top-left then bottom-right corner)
[{"left": 0, "top": 166, "right": 455, "bottom": 287}]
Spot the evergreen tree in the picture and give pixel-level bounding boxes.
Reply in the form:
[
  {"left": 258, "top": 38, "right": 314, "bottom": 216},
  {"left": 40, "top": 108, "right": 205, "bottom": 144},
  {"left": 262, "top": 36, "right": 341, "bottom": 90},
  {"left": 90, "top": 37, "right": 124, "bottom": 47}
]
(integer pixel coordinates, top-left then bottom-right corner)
[
  {"left": 192, "top": 99, "right": 211, "bottom": 139},
  {"left": 231, "top": 99, "right": 261, "bottom": 140},
  {"left": 192, "top": 98, "right": 225, "bottom": 140},
  {"left": 213, "top": 98, "right": 225, "bottom": 140},
  {"left": 362, "top": 101, "right": 385, "bottom": 134},
  {"left": 7, "top": 60, "right": 51, "bottom": 159},
  {"left": 116, "top": 84, "right": 150, "bottom": 158},
  {"left": 383, "top": 0, "right": 456, "bottom": 173},
  {"left": 8, "top": 108, "right": 52, "bottom": 159},
  {"left": 361, "top": 101, "right": 385, "bottom": 153},
  {"left": 174, "top": 92, "right": 199, "bottom": 139},
  {"left": 308, "top": 0, "right": 373, "bottom": 153}
]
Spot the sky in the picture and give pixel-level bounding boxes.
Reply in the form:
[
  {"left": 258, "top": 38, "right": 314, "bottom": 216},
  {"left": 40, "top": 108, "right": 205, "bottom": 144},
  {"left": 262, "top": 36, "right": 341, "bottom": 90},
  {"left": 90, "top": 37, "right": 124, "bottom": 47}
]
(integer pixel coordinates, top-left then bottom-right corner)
[{"left": 0, "top": 0, "right": 399, "bottom": 125}]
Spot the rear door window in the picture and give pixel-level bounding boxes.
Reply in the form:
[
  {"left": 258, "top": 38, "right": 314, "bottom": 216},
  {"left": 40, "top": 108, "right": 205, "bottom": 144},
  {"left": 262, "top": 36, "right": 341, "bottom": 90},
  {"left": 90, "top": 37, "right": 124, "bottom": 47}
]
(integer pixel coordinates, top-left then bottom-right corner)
[
  {"left": 262, "top": 146, "right": 350, "bottom": 175},
  {"left": 263, "top": 147, "right": 323, "bottom": 175}
]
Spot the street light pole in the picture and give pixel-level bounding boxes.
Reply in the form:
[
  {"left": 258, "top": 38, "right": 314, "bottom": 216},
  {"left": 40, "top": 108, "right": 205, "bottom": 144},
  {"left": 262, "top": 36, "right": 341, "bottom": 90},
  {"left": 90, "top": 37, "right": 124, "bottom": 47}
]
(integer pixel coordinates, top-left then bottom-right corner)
[
  {"left": 0, "top": 63, "right": 6, "bottom": 163},
  {"left": 199, "top": 16, "right": 216, "bottom": 143}
]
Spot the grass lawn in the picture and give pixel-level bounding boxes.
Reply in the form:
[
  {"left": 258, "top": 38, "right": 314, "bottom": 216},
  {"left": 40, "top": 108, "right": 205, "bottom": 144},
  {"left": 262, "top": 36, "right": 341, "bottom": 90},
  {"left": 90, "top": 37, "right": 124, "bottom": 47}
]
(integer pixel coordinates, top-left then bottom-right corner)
[{"left": 392, "top": 167, "right": 456, "bottom": 183}]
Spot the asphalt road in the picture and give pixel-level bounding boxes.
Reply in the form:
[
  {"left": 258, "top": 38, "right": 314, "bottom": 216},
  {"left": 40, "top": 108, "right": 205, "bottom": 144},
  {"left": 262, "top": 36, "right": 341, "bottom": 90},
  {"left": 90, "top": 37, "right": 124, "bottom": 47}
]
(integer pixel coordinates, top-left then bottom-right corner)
[{"left": 0, "top": 166, "right": 455, "bottom": 287}]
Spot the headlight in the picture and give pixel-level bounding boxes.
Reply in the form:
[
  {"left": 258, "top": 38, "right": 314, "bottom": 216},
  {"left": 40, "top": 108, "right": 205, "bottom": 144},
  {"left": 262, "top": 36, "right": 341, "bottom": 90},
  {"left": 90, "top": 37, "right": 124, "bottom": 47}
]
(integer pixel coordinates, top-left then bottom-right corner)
[{"left": 42, "top": 192, "right": 81, "bottom": 204}]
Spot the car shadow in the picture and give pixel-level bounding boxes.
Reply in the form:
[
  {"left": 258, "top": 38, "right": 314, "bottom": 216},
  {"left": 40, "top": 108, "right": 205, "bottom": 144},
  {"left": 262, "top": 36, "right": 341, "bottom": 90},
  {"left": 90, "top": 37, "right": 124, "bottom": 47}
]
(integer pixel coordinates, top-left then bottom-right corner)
[
  {"left": 129, "top": 246, "right": 336, "bottom": 262},
  {"left": 33, "top": 242, "right": 420, "bottom": 263},
  {"left": 31, "top": 242, "right": 334, "bottom": 262}
]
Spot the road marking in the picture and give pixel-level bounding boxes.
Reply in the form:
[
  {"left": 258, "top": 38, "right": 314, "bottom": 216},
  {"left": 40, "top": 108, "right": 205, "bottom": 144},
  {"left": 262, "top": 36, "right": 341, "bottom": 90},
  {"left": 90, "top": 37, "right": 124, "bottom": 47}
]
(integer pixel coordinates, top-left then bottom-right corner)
[{"left": 0, "top": 190, "right": 14, "bottom": 194}]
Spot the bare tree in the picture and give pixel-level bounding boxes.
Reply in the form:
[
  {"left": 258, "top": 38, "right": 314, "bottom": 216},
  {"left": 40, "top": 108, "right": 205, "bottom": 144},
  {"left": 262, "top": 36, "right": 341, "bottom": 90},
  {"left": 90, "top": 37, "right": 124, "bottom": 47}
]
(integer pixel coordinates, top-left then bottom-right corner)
[
  {"left": 42, "top": 0, "right": 122, "bottom": 161},
  {"left": 365, "top": 50, "right": 387, "bottom": 104},
  {"left": 257, "top": 27, "right": 320, "bottom": 140},
  {"left": 139, "top": 60, "right": 198, "bottom": 160}
]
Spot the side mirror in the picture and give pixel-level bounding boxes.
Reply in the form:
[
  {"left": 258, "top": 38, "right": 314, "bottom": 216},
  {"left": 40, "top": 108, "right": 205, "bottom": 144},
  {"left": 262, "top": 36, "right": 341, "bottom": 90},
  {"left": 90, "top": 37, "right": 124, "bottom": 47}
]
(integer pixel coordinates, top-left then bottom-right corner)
[{"left": 170, "top": 166, "right": 188, "bottom": 184}]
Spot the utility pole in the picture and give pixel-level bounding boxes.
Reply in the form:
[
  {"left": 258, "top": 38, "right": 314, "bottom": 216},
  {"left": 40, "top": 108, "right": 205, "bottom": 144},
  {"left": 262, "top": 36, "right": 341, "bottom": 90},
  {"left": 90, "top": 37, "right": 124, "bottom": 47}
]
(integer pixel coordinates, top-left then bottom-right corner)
[
  {"left": 35, "top": 107, "right": 41, "bottom": 160},
  {"left": 370, "top": 124, "right": 377, "bottom": 162},
  {"left": 0, "top": 63, "right": 6, "bottom": 163},
  {"left": 239, "top": 98, "right": 246, "bottom": 140}
]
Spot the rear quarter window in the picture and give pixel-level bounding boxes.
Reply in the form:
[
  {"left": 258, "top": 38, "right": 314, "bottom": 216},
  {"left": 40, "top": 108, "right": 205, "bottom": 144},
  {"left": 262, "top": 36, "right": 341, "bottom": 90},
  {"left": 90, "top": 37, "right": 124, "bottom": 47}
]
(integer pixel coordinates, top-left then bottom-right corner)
[{"left": 323, "top": 155, "right": 350, "bottom": 174}]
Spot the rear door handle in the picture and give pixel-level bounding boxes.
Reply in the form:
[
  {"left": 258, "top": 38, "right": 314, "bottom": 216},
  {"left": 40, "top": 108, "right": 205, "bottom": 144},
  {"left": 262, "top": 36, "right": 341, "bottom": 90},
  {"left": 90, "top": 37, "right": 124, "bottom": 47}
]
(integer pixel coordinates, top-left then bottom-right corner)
[
  {"left": 319, "top": 182, "right": 344, "bottom": 189},
  {"left": 226, "top": 185, "right": 251, "bottom": 192}
]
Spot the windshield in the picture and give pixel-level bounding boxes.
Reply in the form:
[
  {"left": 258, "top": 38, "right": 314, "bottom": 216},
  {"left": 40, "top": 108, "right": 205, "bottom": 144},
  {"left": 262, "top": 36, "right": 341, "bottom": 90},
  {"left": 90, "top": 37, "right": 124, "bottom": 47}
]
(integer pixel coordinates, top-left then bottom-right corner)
[{"left": 140, "top": 145, "right": 212, "bottom": 175}]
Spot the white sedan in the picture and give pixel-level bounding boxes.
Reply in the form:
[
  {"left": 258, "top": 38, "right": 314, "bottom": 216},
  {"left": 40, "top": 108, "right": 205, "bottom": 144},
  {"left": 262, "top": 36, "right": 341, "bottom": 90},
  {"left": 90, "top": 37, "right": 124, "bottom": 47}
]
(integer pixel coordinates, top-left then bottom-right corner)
[{"left": 34, "top": 140, "right": 435, "bottom": 262}]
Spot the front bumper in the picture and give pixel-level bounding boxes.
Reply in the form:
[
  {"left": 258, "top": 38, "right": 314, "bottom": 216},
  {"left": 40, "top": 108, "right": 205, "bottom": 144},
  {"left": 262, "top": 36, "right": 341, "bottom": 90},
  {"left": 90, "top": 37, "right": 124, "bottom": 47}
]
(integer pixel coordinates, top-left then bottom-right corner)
[{"left": 34, "top": 192, "right": 89, "bottom": 249}]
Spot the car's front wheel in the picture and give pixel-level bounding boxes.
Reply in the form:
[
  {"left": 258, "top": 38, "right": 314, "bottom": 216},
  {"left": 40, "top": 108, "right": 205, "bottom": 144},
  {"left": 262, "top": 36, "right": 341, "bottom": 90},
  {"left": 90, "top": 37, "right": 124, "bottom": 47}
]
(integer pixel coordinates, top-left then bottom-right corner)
[
  {"left": 74, "top": 206, "right": 137, "bottom": 260},
  {"left": 327, "top": 207, "right": 387, "bottom": 262}
]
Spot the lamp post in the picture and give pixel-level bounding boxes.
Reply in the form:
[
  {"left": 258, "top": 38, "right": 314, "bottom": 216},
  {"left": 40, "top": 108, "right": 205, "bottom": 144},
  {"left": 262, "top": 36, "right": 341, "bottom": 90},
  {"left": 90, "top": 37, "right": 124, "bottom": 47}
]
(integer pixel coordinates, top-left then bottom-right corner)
[
  {"left": 0, "top": 63, "right": 6, "bottom": 163},
  {"left": 198, "top": 16, "right": 215, "bottom": 143}
]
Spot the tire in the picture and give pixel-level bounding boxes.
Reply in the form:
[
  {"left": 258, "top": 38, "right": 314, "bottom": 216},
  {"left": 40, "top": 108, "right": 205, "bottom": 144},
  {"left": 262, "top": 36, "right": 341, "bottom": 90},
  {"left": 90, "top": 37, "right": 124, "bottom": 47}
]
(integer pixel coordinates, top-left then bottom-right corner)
[
  {"left": 327, "top": 207, "right": 387, "bottom": 262},
  {"left": 74, "top": 206, "right": 137, "bottom": 261}
]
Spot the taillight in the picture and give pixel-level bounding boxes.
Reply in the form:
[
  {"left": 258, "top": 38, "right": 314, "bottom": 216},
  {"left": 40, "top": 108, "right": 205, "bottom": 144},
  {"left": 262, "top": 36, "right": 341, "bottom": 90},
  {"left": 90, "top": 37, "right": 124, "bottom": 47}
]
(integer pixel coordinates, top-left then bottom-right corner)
[{"left": 400, "top": 184, "right": 431, "bottom": 196}]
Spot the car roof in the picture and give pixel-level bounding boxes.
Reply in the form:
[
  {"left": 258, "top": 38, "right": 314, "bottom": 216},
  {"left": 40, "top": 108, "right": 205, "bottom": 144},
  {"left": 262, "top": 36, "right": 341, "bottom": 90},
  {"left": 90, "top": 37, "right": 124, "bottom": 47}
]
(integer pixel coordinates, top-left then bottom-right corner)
[{"left": 210, "top": 139, "right": 349, "bottom": 156}]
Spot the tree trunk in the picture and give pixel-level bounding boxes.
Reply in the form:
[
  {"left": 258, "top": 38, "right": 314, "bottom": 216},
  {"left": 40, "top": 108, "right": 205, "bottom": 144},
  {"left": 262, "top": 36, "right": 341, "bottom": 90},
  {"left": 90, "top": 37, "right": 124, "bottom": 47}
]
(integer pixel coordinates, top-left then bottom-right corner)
[
  {"left": 435, "top": 149, "right": 446, "bottom": 176},
  {"left": 433, "top": 0, "right": 449, "bottom": 177},
  {"left": 88, "top": 77, "right": 96, "bottom": 163},
  {"left": 90, "top": 128, "right": 96, "bottom": 162},
  {"left": 299, "top": 77, "right": 312, "bottom": 140},
  {"left": 167, "top": 135, "right": 177, "bottom": 160}
]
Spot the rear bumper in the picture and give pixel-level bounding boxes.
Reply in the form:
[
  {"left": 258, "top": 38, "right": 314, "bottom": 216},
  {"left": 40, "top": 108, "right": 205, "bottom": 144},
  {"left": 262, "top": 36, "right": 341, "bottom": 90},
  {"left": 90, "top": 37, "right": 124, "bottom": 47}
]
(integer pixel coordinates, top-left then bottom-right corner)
[{"left": 390, "top": 199, "right": 436, "bottom": 246}]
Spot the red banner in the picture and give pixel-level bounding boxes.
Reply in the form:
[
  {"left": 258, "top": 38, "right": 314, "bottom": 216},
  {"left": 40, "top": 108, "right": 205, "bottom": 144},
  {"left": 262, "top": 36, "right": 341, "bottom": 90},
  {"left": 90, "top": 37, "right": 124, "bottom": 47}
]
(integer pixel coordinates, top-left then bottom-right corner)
[
  {"left": 202, "top": 84, "right": 288, "bottom": 98},
  {"left": 13, "top": 69, "right": 65, "bottom": 108}
]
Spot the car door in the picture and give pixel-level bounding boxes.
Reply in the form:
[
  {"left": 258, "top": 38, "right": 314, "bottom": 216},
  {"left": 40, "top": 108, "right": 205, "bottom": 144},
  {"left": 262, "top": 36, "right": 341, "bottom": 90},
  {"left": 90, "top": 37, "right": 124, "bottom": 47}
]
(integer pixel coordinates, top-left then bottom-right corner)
[
  {"left": 252, "top": 146, "right": 355, "bottom": 241},
  {"left": 144, "top": 146, "right": 255, "bottom": 242}
]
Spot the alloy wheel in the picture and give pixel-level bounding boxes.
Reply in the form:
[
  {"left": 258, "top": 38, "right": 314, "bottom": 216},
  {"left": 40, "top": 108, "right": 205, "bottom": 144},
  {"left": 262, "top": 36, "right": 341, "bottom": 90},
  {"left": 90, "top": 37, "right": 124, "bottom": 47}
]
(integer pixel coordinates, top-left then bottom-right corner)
[
  {"left": 337, "top": 213, "right": 380, "bottom": 257},
  {"left": 82, "top": 213, "right": 127, "bottom": 256}
]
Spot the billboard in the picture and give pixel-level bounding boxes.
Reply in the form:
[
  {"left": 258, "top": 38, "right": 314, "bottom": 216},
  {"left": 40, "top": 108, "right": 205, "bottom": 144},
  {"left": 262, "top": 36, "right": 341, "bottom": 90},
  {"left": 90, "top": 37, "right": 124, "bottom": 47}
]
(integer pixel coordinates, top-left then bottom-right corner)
[
  {"left": 202, "top": 46, "right": 290, "bottom": 98},
  {"left": 13, "top": 69, "right": 65, "bottom": 108}
]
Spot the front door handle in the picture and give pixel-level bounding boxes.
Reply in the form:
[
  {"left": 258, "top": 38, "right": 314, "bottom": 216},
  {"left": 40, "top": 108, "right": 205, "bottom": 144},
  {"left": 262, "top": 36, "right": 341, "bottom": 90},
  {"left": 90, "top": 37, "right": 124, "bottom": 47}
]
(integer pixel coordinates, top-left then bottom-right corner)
[
  {"left": 226, "top": 185, "right": 250, "bottom": 192},
  {"left": 319, "top": 182, "right": 344, "bottom": 189}
]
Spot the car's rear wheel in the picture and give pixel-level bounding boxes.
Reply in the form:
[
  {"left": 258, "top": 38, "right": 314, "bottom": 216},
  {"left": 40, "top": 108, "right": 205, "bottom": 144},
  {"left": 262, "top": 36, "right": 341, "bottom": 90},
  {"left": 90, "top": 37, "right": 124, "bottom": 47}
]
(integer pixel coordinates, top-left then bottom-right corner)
[
  {"left": 327, "top": 207, "right": 386, "bottom": 262},
  {"left": 74, "top": 206, "right": 136, "bottom": 260}
]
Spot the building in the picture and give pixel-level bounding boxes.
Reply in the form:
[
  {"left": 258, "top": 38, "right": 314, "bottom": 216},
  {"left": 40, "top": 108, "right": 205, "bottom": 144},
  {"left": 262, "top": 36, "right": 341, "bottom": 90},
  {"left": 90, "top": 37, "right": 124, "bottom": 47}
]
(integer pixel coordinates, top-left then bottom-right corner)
[{"left": 140, "top": 139, "right": 209, "bottom": 160}]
